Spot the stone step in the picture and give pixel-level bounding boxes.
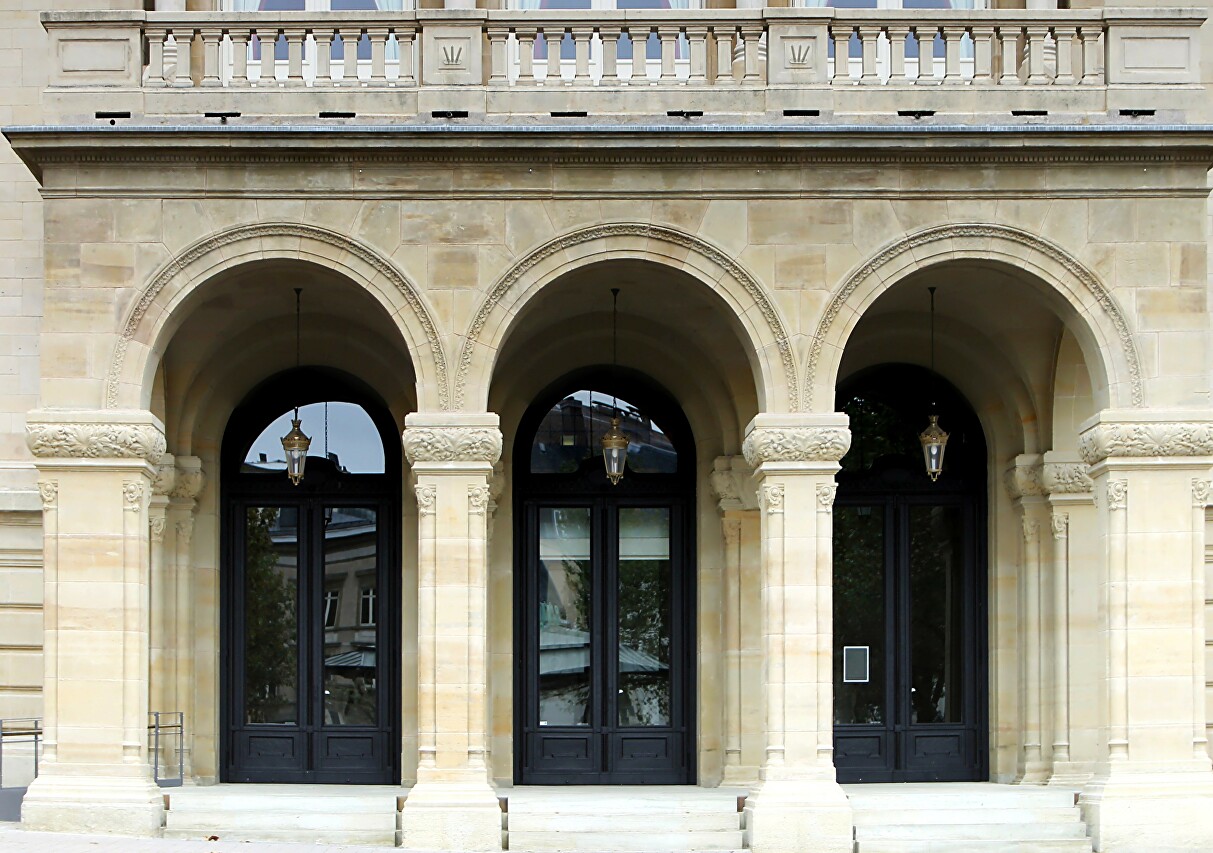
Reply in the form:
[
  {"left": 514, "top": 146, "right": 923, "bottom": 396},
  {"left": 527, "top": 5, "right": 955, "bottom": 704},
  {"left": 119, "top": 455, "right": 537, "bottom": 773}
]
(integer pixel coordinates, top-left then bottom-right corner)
[
  {"left": 506, "top": 829, "right": 746, "bottom": 852},
  {"left": 167, "top": 809, "right": 398, "bottom": 832},
  {"left": 855, "top": 840, "right": 1093, "bottom": 853},
  {"left": 508, "top": 811, "right": 742, "bottom": 833},
  {"left": 164, "top": 827, "right": 399, "bottom": 845},
  {"left": 852, "top": 806, "right": 1081, "bottom": 825},
  {"left": 166, "top": 791, "right": 401, "bottom": 814},
  {"left": 857, "top": 822, "right": 1089, "bottom": 840}
]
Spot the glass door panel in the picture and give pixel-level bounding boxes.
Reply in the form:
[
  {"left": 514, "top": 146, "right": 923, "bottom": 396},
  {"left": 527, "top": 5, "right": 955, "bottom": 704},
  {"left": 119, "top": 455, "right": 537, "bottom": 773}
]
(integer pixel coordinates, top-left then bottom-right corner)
[
  {"left": 537, "top": 507, "right": 593, "bottom": 727},
  {"left": 321, "top": 506, "right": 378, "bottom": 727},
  {"left": 243, "top": 505, "right": 300, "bottom": 725},
  {"left": 907, "top": 504, "right": 964, "bottom": 725},
  {"left": 833, "top": 504, "right": 886, "bottom": 726},
  {"left": 616, "top": 507, "right": 671, "bottom": 727}
]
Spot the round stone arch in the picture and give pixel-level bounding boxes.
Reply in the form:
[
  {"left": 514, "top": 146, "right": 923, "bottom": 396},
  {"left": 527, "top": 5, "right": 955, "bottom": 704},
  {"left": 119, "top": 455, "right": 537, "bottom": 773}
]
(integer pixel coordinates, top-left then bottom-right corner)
[
  {"left": 804, "top": 223, "right": 1144, "bottom": 413},
  {"left": 456, "top": 222, "right": 799, "bottom": 413},
  {"left": 105, "top": 222, "right": 450, "bottom": 412}
]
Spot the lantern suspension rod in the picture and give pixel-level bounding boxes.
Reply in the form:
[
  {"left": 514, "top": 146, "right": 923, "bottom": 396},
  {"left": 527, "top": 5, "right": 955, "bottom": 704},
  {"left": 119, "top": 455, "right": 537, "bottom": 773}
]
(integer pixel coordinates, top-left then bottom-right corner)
[
  {"left": 611, "top": 287, "right": 620, "bottom": 416},
  {"left": 928, "top": 286, "right": 937, "bottom": 408},
  {"left": 294, "top": 287, "right": 302, "bottom": 415}
]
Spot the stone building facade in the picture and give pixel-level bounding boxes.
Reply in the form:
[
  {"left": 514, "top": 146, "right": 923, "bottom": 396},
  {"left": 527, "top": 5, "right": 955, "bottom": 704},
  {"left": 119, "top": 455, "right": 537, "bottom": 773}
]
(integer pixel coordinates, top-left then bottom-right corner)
[{"left": 1, "top": 0, "right": 1213, "bottom": 851}]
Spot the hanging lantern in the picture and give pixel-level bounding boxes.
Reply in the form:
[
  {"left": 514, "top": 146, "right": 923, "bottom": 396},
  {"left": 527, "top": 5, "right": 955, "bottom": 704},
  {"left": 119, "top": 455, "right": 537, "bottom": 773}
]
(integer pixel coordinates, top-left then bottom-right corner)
[
  {"left": 919, "top": 414, "right": 949, "bottom": 483},
  {"left": 282, "top": 413, "right": 311, "bottom": 486},
  {"left": 602, "top": 416, "right": 629, "bottom": 486}
]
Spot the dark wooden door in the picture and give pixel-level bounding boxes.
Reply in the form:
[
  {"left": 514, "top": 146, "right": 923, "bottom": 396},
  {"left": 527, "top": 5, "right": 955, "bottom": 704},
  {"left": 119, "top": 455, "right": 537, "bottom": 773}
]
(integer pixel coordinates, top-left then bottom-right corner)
[
  {"left": 225, "top": 491, "right": 398, "bottom": 783},
  {"left": 518, "top": 497, "right": 692, "bottom": 784},
  {"left": 832, "top": 492, "right": 985, "bottom": 782}
]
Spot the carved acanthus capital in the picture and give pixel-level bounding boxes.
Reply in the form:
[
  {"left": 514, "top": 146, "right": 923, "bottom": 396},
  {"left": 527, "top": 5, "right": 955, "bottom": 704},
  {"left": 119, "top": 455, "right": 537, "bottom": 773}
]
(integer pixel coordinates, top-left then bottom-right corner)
[
  {"left": 152, "top": 455, "right": 176, "bottom": 497},
  {"left": 150, "top": 514, "right": 167, "bottom": 542},
  {"left": 710, "top": 456, "right": 757, "bottom": 512},
  {"left": 1043, "top": 462, "right": 1093, "bottom": 495},
  {"left": 122, "top": 481, "right": 145, "bottom": 512},
  {"left": 1051, "top": 512, "right": 1069, "bottom": 539},
  {"left": 742, "top": 419, "right": 851, "bottom": 468},
  {"left": 760, "top": 483, "right": 785, "bottom": 514},
  {"left": 414, "top": 484, "right": 437, "bottom": 516},
  {"left": 1078, "top": 414, "right": 1213, "bottom": 465},
  {"left": 26, "top": 410, "right": 166, "bottom": 465},
  {"left": 1004, "top": 458, "right": 1045, "bottom": 499},
  {"left": 817, "top": 483, "right": 838, "bottom": 510},
  {"left": 403, "top": 427, "right": 503, "bottom": 465},
  {"left": 170, "top": 457, "right": 206, "bottom": 502},
  {"left": 37, "top": 481, "right": 57, "bottom": 511},
  {"left": 1106, "top": 479, "right": 1128, "bottom": 511},
  {"left": 468, "top": 484, "right": 491, "bottom": 514}
]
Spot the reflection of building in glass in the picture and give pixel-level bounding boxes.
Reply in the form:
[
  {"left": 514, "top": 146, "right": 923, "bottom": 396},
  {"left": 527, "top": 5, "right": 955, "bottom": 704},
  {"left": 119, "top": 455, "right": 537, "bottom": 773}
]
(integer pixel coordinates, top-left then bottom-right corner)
[
  {"left": 321, "top": 507, "right": 379, "bottom": 727},
  {"left": 531, "top": 391, "right": 676, "bottom": 475}
]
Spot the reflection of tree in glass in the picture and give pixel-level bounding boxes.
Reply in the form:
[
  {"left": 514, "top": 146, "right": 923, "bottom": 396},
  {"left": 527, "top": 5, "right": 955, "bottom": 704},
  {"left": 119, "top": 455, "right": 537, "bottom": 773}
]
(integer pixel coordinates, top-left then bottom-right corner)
[
  {"left": 244, "top": 507, "right": 298, "bottom": 723},
  {"left": 910, "top": 506, "right": 961, "bottom": 724},
  {"left": 617, "top": 557, "right": 671, "bottom": 725},
  {"left": 842, "top": 395, "right": 920, "bottom": 472},
  {"left": 832, "top": 507, "right": 885, "bottom": 725}
]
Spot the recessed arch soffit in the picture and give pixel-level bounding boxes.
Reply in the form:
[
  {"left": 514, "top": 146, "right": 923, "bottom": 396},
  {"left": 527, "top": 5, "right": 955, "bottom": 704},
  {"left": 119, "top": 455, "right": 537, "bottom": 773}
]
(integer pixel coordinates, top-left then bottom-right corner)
[
  {"left": 106, "top": 221, "right": 448, "bottom": 411},
  {"left": 806, "top": 223, "right": 1144, "bottom": 412},
  {"left": 457, "top": 222, "right": 798, "bottom": 413}
]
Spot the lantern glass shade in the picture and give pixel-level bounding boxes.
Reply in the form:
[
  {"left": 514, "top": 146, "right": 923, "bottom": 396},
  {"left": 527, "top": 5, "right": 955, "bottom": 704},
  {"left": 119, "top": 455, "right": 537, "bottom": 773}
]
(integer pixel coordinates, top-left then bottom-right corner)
[
  {"left": 919, "top": 414, "right": 949, "bottom": 482},
  {"left": 281, "top": 417, "right": 311, "bottom": 486},
  {"left": 601, "top": 416, "right": 630, "bottom": 486}
]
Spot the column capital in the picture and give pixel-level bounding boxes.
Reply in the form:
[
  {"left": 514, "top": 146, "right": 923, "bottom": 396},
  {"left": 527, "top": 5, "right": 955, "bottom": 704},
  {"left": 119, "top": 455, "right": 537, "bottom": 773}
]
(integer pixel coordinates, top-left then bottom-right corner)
[
  {"left": 403, "top": 413, "right": 502, "bottom": 468},
  {"left": 1004, "top": 453, "right": 1045, "bottom": 499},
  {"left": 742, "top": 413, "right": 850, "bottom": 470},
  {"left": 169, "top": 455, "right": 206, "bottom": 502},
  {"left": 1043, "top": 461, "right": 1093, "bottom": 495},
  {"left": 710, "top": 456, "right": 757, "bottom": 512},
  {"left": 1078, "top": 410, "right": 1213, "bottom": 466},
  {"left": 26, "top": 409, "right": 166, "bottom": 466}
]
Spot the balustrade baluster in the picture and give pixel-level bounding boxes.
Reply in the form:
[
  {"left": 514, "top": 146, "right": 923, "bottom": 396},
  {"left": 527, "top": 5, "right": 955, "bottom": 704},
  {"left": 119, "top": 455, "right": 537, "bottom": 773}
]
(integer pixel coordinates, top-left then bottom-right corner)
[
  {"left": 145, "top": 28, "right": 168, "bottom": 88},
  {"left": 229, "top": 29, "right": 249, "bottom": 87},
  {"left": 971, "top": 25, "right": 994, "bottom": 86},
  {"left": 314, "top": 28, "right": 332, "bottom": 87},
  {"left": 887, "top": 25, "right": 909, "bottom": 85},
  {"left": 660, "top": 27, "right": 678, "bottom": 85},
  {"left": 285, "top": 27, "right": 305, "bottom": 87},
  {"left": 859, "top": 26, "right": 880, "bottom": 85},
  {"left": 1079, "top": 27, "right": 1102, "bottom": 86},
  {"left": 199, "top": 28, "right": 222, "bottom": 87},
  {"left": 600, "top": 27, "right": 620, "bottom": 86},
  {"left": 1053, "top": 26, "right": 1075, "bottom": 85},
  {"left": 686, "top": 26, "right": 707, "bottom": 86},
  {"left": 942, "top": 25, "right": 965, "bottom": 85},
  {"left": 369, "top": 27, "right": 388, "bottom": 86},
  {"left": 573, "top": 27, "right": 592, "bottom": 86},
  {"left": 398, "top": 29, "right": 416, "bottom": 86},
  {"left": 335, "top": 29, "right": 360, "bottom": 84},
  {"left": 170, "top": 28, "right": 195, "bottom": 88},
  {"left": 537, "top": 27, "right": 552, "bottom": 84},
  {"left": 518, "top": 30, "right": 535, "bottom": 85},
  {"left": 629, "top": 26, "right": 651, "bottom": 84},
  {"left": 488, "top": 27, "right": 509, "bottom": 87},
  {"left": 1026, "top": 25, "right": 1050, "bottom": 84},
  {"left": 715, "top": 27, "right": 735, "bottom": 85},
  {"left": 258, "top": 27, "right": 279, "bottom": 86},
  {"left": 918, "top": 25, "right": 941, "bottom": 84},
  {"left": 741, "top": 25, "right": 763, "bottom": 85},
  {"left": 998, "top": 26, "right": 1020, "bottom": 86}
]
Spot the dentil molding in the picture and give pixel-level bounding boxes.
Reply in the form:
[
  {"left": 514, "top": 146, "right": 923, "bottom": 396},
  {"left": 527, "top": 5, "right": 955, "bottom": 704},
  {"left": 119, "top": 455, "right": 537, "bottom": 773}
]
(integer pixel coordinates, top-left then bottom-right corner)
[
  {"left": 403, "top": 427, "right": 503, "bottom": 465},
  {"left": 26, "top": 411, "right": 166, "bottom": 464},
  {"left": 1078, "top": 415, "right": 1213, "bottom": 464}
]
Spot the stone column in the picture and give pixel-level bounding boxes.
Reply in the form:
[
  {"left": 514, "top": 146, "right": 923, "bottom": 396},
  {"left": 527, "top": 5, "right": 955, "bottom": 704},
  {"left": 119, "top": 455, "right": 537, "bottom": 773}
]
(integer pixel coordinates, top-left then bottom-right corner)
[
  {"left": 400, "top": 414, "right": 502, "bottom": 852},
  {"left": 740, "top": 414, "right": 852, "bottom": 853},
  {"left": 20, "top": 410, "right": 167, "bottom": 835},
  {"left": 169, "top": 457, "right": 204, "bottom": 780},
  {"left": 1042, "top": 456, "right": 1095, "bottom": 785},
  {"left": 1006, "top": 455, "right": 1050, "bottom": 784},
  {"left": 1076, "top": 411, "right": 1213, "bottom": 851}
]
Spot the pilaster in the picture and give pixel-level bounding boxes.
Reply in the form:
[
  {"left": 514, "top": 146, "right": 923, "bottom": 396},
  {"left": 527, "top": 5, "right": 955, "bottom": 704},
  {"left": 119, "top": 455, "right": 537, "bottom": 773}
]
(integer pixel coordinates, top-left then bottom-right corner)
[
  {"left": 1076, "top": 411, "right": 1213, "bottom": 853},
  {"left": 20, "top": 409, "right": 167, "bottom": 835},
  {"left": 400, "top": 413, "right": 502, "bottom": 853},
  {"left": 740, "top": 414, "right": 852, "bottom": 853}
]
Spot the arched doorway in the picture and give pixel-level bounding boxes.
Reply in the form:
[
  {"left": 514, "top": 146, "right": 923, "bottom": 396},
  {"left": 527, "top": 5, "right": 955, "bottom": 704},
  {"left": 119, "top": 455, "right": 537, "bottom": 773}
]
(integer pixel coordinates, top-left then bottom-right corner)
[
  {"left": 220, "top": 367, "right": 401, "bottom": 784},
  {"left": 514, "top": 368, "right": 696, "bottom": 785},
  {"left": 833, "top": 363, "right": 988, "bottom": 783}
]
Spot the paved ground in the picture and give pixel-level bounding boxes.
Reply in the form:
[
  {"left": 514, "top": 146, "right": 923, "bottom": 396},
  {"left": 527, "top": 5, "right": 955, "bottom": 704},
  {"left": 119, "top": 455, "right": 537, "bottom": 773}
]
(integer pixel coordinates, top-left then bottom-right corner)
[{"left": 0, "top": 826, "right": 450, "bottom": 852}]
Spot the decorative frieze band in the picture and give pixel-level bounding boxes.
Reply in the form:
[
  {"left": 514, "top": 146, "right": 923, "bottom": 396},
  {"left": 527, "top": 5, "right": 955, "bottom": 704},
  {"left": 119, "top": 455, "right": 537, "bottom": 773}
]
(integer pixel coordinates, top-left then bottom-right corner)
[
  {"left": 1043, "top": 463, "right": 1093, "bottom": 495},
  {"left": 26, "top": 411, "right": 166, "bottom": 465},
  {"left": 742, "top": 425, "right": 851, "bottom": 467},
  {"left": 1078, "top": 417, "right": 1213, "bottom": 465},
  {"left": 403, "top": 427, "right": 503, "bottom": 465}
]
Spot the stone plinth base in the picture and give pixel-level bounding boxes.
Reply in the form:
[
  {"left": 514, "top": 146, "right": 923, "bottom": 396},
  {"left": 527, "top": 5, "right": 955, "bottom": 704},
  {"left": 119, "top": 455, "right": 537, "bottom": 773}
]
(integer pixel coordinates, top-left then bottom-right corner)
[
  {"left": 399, "top": 780, "right": 501, "bottom": 852},
  {"left": 744, "top": 778, "right": 852, "bottom": 853},
  {"left": 1080, "top": 771, "right": 1213, "bottom": 852},
  {"left": 21, "top": 770, "right": 163, "bottom": 835}
]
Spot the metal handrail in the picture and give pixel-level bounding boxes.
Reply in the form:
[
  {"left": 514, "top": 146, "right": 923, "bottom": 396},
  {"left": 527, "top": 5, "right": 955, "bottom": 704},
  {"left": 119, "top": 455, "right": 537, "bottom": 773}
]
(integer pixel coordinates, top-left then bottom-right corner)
[
  {"left": 148, "top": 711, "right": 185, "bottom": 788},
  {"left": 0, "top": 717, "right": 42, "bottom": 790}
]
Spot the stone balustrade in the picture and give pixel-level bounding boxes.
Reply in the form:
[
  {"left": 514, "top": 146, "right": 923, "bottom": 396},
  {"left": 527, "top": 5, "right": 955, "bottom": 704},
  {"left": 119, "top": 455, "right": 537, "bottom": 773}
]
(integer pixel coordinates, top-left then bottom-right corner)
[{"left": 40, "top": 7, "right": 1205, "bottom": 121}]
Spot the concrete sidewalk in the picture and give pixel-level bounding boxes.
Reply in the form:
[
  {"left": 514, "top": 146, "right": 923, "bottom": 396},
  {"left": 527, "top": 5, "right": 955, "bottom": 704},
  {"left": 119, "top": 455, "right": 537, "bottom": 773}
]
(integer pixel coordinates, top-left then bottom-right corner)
[{"left": 0, "top": 825, "right": 448, "bottom": 853}]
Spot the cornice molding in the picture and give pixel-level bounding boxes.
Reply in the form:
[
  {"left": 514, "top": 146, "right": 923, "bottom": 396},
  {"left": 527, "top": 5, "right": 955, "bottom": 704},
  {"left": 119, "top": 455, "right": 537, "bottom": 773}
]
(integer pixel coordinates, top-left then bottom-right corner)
[
  {"left": 805, "top": 223, "right": 1144, "bottom": 411},
  {"left": 403, "top": 426, "right": 503, "bottom": 465},
  {"left": 106, "top": 222, "right": 449, "bottom": 411},
  {"left": 1078, "top": 418, "right": 1213, "bottom": 464},
  {"left": 26, "top": 411, "right": 166, "bottom": 464}
]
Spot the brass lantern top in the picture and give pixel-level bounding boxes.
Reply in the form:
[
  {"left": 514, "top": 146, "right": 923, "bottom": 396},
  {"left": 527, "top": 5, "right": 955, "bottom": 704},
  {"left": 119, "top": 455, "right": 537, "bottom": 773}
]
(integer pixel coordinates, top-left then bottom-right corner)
[
  {"left": 281, "top": 415, "right": 311, "bottom": 486},
  {"left": 918, "top": 413, "right": 949, "bottom": 482},
  {"left": 601, "top": 415, "right": 629, "bottom": 486}
]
